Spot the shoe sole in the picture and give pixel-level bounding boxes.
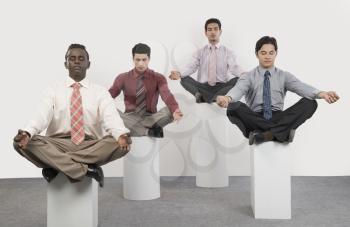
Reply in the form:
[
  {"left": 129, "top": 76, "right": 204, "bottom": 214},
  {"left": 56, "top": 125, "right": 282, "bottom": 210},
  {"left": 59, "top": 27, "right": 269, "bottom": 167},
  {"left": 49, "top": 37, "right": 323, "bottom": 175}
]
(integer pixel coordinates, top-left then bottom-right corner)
[
  {"left": 98, "top": 167, "right": 104, "bottom": 188},
  {"left": 288, "top": 130, "right": 295, "bottom": 142},
  {"left": 248, "top": 132, "right": 255, "bottom": 145}
]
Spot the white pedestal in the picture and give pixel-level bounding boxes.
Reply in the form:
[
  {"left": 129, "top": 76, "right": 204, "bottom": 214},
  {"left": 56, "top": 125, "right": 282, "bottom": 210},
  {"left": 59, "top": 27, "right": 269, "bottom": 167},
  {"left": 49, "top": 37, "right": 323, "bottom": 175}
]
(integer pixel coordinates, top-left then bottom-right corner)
[
  {"left": 47, "top": 173, "right": 98, "bottom": 227},
  {"left": 123, "top": 137, "right": 160, "bottom": 200},
  {"left": 193, "top": 103, "right": 229, "bottom": 188},
  {"left": 250, "top": 142, "right": 291, "bottom": 219}
]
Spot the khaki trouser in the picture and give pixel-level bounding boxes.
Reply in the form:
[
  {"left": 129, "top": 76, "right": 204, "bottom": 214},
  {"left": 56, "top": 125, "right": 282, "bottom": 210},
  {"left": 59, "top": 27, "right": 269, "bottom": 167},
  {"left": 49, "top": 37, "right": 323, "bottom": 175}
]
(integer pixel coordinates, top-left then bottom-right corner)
[
  {"left": 14, "top": 133, "right": 128, "bottom": 180},
  {"left": 118, "top": 107, "right": 173, "bottom": 136}
]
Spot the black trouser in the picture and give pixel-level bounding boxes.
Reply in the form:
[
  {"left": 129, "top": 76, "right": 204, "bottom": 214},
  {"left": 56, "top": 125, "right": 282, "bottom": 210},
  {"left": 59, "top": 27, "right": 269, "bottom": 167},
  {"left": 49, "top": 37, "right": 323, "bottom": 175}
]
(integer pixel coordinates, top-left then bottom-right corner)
[
  {"left": 180, "top": 77, "right": 238, "bottom": 103},
  {"left": 226, "top": 98, "right": 318, "bottom": 142}
]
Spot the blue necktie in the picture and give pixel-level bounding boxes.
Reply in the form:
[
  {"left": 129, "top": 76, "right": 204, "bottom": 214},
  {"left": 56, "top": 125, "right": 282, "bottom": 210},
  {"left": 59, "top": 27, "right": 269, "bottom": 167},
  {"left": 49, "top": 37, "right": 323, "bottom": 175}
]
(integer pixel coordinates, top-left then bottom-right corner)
[{"left": 263, "top": 71, "right": 272, "bottom": 120}]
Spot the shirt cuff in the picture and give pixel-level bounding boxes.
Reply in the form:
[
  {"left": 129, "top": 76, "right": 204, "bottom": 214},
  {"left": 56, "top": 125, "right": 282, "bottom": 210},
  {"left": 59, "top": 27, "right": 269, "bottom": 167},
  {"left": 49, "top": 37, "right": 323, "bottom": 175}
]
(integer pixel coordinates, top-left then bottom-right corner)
[
  {"left": 313, "top": 89, "right": 322, "bottom": 99},
  {"left": 179, "top": 70, "right": 188, "bottom": 78},
  {"left": 22, "top": 127, "right": 36, "bottom": 138},
  {"left": 111, "top": 128, "right": 130, "bottom": 141},
  {"left": 228, "top": 96, "right": 233, "bottom": 103}
]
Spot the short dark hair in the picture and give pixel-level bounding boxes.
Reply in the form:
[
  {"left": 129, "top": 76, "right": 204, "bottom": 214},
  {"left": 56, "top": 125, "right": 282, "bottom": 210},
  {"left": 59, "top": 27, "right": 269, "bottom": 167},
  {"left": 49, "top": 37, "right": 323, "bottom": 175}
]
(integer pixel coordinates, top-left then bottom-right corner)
[
  {"left": 255, "top": 36, "right": 278, "bottom": 54},
  {"left": 205, "top": 18, "right": 221, "bottom": 31},
  {"left": 65, "top": 43, "right": 89, "bottom": 60},
  {"left": 132, "top": 43, "right": 151, "bottom": 58}
]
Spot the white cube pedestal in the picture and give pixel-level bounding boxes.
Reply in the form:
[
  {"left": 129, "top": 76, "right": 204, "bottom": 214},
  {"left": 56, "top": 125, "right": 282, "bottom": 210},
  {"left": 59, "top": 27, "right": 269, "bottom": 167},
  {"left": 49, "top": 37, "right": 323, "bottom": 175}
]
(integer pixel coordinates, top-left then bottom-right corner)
[
  {"left": 250, "top": 142, "right": 291, "bottom": 219},
  {"left": 47, "top": 173, "right": 98, "bottom": 227},
  {"left": 194, "top": 103, "right": 229, "bottom": 188},
  {"left": 123, "top": 137, "right": 160, "bottom": 200}
]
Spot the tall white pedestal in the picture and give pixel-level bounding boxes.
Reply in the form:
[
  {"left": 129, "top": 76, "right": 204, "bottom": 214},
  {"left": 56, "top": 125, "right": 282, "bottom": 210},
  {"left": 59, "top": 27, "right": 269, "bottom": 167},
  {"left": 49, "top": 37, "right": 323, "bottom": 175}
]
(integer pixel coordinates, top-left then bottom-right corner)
[
  {"left": 250, "top": 142, "right": 291, "bottom": 219},
  {"left": 194, "top": 103, "right": 229, "bottom": 188},
  {"left": 47, "top": 173, "right": 98, "bottom": 227},
  {"left": 123, "top": 137, "right": 160, "bottom": 200}
]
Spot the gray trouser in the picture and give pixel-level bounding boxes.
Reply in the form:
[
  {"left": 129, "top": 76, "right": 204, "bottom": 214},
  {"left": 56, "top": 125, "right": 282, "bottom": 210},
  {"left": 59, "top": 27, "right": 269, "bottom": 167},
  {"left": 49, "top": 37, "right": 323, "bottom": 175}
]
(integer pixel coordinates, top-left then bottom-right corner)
[
  {"left": 14, "top": 134, "right": 128, "bottom": 180},
  {"left": 118, "top": 107, "right": 173, "bottom": 136}
]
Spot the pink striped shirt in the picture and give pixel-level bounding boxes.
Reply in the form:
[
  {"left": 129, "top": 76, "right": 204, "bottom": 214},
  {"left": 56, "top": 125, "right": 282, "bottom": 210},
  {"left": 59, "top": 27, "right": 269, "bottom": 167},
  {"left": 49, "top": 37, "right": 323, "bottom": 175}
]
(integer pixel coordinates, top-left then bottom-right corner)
[{"left": 180, "top": 43, "right": 244, "bottom": 83}]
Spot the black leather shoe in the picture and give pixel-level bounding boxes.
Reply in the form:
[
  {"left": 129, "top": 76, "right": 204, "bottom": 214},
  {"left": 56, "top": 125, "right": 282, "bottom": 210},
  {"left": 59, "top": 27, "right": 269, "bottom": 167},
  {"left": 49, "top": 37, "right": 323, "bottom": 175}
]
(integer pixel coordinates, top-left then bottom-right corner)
[
  {"left": 248, "top": 130, "right": 264, "bottom": 145},
  {"left": 288, "top": 129, "right": 296, "bottom": 143},
  {"left": 248, "top": 131, "right": 255, "bottom": 145},
  {"left": 42, "top": 168, "right": 59, "bottom": 183},
  {"left": 86, "top": 165, "right": 104, "bottom": 188},
  {"left": 195, "top": 92, "right": 205, "bottom": 103},
  {"left": 148, "top": 126, "right": 164, "bottom": 138}
]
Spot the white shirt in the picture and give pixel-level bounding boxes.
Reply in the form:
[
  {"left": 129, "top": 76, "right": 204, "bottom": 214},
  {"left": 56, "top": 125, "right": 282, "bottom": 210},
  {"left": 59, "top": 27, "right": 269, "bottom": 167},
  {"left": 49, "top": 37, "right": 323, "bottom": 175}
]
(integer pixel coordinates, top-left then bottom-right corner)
[
  {"left": 180, "top": 43, "right": 244, "bottom": 83},
  {"left": 23, "top": 77, "right": 129, "bottom": 140}
]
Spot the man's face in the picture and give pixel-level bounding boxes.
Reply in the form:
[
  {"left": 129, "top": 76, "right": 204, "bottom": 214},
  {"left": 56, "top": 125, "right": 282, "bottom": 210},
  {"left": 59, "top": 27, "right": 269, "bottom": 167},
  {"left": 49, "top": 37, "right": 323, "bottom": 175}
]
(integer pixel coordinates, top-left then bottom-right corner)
[
  {"left": 205, "top": 23, "right": 222, "bottom": 43},
  {"left": 256, "top": 44, "right": 277, "bottom": 69},
  {"left": 65, "top": 48, "right": 90, "bottom": 81},
  {"left": 133, "top": 53, "right": 149, "bottom": 73}
]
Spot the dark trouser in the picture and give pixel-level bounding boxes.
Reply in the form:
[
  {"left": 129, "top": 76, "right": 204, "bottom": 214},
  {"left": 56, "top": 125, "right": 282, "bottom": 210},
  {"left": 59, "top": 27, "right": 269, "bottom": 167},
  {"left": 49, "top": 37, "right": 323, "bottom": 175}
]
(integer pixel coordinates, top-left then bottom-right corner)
[
  {"left": 180, "top": 77, "right": 238, "bottom": 103},
  {"left": 13, "top": 134, "right": 128, "bottom": 180},
  {"left": 226, "top": 98, "right": 318, "bottom": 142}
]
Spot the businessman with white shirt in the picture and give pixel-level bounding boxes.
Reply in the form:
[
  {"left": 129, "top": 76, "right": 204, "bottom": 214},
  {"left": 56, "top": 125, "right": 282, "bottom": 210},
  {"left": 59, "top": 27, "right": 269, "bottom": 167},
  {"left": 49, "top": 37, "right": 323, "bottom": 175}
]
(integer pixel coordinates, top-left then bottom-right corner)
[
  {"left": 13, "top": 44, "right": 131, "bottom": 187},
  {"left": 169, "top": 18, "right": 244, "bottom": 103}
]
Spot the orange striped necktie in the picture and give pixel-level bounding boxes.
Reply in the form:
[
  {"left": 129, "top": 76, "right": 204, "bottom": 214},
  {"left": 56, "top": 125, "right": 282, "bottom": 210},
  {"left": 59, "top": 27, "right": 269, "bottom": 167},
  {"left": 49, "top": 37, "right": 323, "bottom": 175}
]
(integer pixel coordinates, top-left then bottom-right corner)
[{"left": 70, "top": 82, "right": 85, "bottom": 145}]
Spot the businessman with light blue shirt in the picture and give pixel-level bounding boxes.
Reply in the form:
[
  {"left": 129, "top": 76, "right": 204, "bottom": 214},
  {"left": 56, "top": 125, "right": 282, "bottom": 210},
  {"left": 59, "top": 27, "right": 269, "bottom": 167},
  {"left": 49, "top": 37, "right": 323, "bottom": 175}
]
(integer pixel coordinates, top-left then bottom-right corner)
[{"left": 216, "top": 36, "right": 339, "bottom": 145}]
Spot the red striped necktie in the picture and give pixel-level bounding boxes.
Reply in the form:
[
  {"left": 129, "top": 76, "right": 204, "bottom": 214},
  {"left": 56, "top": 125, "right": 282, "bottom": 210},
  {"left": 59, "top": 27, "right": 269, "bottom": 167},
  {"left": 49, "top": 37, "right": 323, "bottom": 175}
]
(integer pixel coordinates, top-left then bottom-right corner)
[{"left": 70, "top": 82, "right": 85, "bottom": 145}]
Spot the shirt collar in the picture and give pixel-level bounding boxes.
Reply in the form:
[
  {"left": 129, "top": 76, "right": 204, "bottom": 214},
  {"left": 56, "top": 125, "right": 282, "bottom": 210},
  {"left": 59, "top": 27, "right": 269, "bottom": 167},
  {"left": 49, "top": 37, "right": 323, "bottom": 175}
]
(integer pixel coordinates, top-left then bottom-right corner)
[
  {"left": 258, "top": 65, "right": 276, "bottom": 77},
  {"left": 66, "top": 77, "right": 90, "bottom": 88},
  {"left": 132, "top": 68, "right": 150, "bottom": 78},
  {"left": 207, "top": 42, "right": 220, "bottom": 50}
]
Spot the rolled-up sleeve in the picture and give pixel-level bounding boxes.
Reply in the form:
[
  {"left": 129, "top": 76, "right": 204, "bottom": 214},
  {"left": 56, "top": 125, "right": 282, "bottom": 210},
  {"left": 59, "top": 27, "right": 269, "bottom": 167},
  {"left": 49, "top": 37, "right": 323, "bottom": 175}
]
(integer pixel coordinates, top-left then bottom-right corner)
[{"left": 99, "top": 89, "right": 129, "bottom": 140}]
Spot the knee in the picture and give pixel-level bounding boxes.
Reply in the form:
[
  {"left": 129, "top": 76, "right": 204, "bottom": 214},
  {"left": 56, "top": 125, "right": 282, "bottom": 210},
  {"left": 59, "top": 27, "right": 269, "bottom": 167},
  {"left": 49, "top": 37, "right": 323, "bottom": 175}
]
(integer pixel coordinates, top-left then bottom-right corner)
[
  {"left": 103, "top": 135, "right": 117, "bottom": 143},
  {"left": 180, "top": 77, "right": 189, "bottom": 85},
  {"left": 13, "top": 142, "right": 22, "bottom": 153},
  {"left": 122, "top": 147, "right": 131, "bottom": 157},
  {"left": 165, "top": 107, "right": 172, "bottom": 117},
  {"left": 159, "top": 107, "right": 172, "bottom": 120},
  {"left": 227, "top": 101, "right": 241, "bottom": 115},
  {"left": 180, "top": 76, "right": 196, "bottom": 87},
  {"left": 229, "top": 77, "right": 239, "bottom": 86},
  {"left": 311, "top": 100, "right": 318, "bottom": 111},
  {"left": 301, "top": 98, "right": 318, "bottom": 111}
]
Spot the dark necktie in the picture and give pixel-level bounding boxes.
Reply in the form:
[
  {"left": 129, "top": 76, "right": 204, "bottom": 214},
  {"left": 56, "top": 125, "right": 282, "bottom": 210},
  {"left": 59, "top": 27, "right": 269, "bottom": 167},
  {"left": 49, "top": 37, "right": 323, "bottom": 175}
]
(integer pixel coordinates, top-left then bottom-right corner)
[
  {"left": 263, "top": 71, "right": 272, "bottom": 120},
  {"left": 135, "top": 74, "right": 146, "bottom": 115}
]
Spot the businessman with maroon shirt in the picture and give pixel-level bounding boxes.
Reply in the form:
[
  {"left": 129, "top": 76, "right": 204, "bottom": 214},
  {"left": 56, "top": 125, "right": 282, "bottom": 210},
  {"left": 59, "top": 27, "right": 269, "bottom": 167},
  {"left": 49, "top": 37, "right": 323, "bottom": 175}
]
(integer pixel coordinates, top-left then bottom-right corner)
[{"left": 109, "top": 43, "right": 183, "bottom": 138}]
